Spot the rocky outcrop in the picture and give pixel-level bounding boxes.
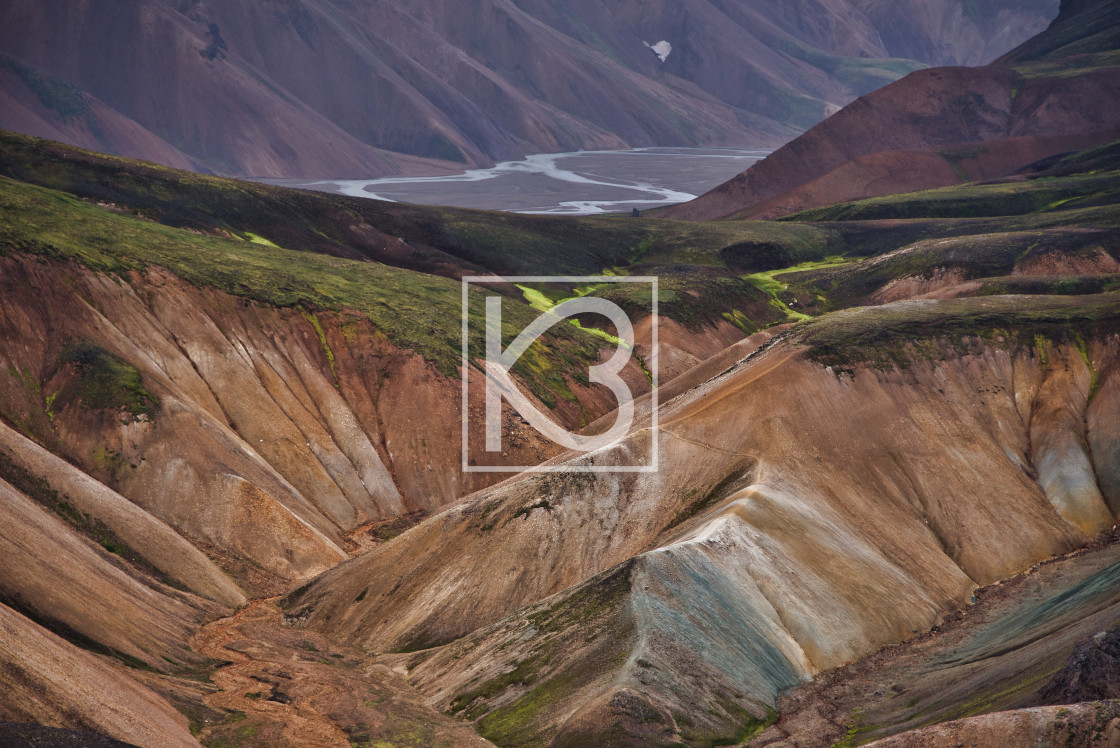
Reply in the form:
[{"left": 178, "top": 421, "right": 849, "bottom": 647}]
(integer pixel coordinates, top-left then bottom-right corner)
[{"left": 1039, "top": 627, "right": 1120, "bottom": 703}]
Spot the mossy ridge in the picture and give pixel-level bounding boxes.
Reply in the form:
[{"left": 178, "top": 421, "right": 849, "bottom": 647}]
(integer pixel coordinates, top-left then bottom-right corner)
[
  {"left": 0, "top": 177, "right": 607, "bottom": 403},
  {"left": 637, "top": 220, "right": 835, "bottom": 271},
  {"left": 0, "top": 131, "right": 852, "bottom": 339},
  {"left": 0, "top": 131, "right": 830, "bottom": 281},
  {"left": 785, "top": 227, "right": 1119, "bottom": 312},
  {"left": 810, "top": 202, "right": 1120, "bottom": 281},
  {"left": 972, "top": 274, "right": 1120, "bottom": 298},
  {"left": 587, "top": 270, "right": 785, "bottom": 333},
  {"left": 781, "top": 170, "right": 1120, "bottom": 223},
  {"left": 1038, "top": 138, "right": 1120, "bottom": 176},
  {"left": 798, "top": 293, "right": 1120, "bottom": 372}
]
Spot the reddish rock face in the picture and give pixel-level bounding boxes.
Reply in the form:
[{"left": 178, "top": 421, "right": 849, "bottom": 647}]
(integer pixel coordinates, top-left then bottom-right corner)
[
  {"left": 0, "top": 0, "right": 1056, "bottom": 177},
  {"left": 0, "top": 255, "right": 607, "bottom": 593}
]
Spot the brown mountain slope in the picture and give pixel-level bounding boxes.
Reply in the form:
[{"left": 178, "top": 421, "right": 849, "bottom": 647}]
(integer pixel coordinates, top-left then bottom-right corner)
[
  {"left": 288, "top": 294, "right": 1120, "bottom": 745},
  {"left": 660, "top": 0, "right": 1120, "bottom": 221},
  {"left": 0, "top": 474, "right": 221, "bottom": 671},
  {"left": 0, "top": 0, "right": 1055, "bottom": 176},
  {"left": 0, "top": 420, "right": 246, "bottom": 608},
  {"left": 0, "top": 252, "right": 598, "bottom": 594},
  {"left": 0, "top": 131, "right": 1116, "bottom": 744},
  {"left": 0, "top": 603, "right": 199, "bottom": 747}
]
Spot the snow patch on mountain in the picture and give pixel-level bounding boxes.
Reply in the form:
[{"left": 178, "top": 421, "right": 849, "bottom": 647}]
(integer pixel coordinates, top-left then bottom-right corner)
[{"left": 644, "top": 40, "right": 672, "bottom": 62}]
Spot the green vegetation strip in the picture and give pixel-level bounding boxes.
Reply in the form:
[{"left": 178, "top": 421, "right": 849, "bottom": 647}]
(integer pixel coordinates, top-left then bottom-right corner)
[
  {"left": 798, "top": 293, "right": 1120, "bottom": 372},
  {"left": 515, "top": 283, "right": 629, "bottom": 349},
  {"left": 0, "top": 176, "right": 601, "bottom": 390},
  {"left": 782, "top": 171, "right": 1120, "bottom": 222},
  {"left": 745, "top": 256, "right": 854, "bottom": 322}
]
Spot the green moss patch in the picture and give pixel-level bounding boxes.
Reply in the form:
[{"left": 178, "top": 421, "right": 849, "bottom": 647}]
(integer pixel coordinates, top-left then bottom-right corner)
[{"left": 56, "top": 342, "right": 159, "bottom": 421}]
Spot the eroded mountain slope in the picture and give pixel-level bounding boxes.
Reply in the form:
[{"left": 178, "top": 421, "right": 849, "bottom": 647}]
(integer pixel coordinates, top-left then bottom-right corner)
[
  {"left": 0, "top": 603, "right": 199, "bottom": 748},
  {"left": 288, "top": 294, "right": 1120, "bottom": 746},
  {"left": 0, "top": 248, "right": 613, "bottom": 592}
]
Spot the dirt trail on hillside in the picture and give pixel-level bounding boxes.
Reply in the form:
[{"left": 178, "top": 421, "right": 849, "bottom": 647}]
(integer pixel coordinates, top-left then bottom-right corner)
[
  {"left": 191, "top": 599, "right": 351, "bottom": 746},
  {"left": 190, "top": 599, "right": 492, "bottom": 747}
]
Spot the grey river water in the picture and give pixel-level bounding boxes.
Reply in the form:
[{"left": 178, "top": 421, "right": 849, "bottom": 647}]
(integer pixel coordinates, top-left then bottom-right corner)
[{"left": 263, "top": 146, "right": 769, "bottom": 215}]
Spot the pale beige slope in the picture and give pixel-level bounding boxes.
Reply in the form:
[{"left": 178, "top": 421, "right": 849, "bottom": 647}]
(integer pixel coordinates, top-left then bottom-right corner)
[
  {"left": 0, "top": 476, "right": 221, "bottom": 670},
  {"left": 0, "top": 602, "right": 199, "bottom": 748},
  {"left": 0, "top": 420, "right": 245, "bottom": 608}
]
